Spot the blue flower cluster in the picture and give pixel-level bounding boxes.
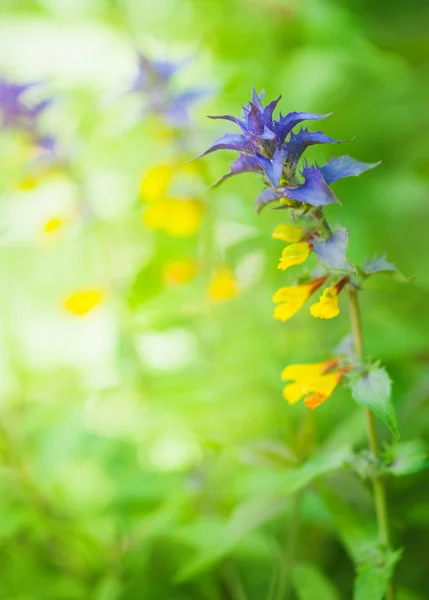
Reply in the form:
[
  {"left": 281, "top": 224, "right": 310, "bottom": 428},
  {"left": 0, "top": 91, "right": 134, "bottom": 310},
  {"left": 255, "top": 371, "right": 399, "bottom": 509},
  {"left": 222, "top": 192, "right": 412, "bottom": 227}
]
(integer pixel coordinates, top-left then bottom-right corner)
[
  {"left": 128, "top": 53, "right": 206, "bottom": 127},
  {"left": 199, "top": 87, "right": 378, "bottom": 210}
]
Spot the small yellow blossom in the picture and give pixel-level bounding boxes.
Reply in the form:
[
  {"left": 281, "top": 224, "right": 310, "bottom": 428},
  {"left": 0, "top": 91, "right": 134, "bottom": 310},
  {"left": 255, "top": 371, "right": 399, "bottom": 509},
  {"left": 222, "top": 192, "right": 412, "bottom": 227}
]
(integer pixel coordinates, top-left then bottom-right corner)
[
  {"left": 166, "top": 199, "right": 203, "bottom": 237},
  {"left": 281, "top": 358, "right": 339, "bottom": 383},
  {"left": 17, "top": 176, "right": 39, "bottom": 191},
  {"left": 63, "top": 289, "right": 104, "bottom": 316},
  {"left": 42, "top": 216, "right": 67, "bottom": 236},
  {"left": 281, "top": 358, "right": 346, "bottom": 409},
  {"left": 272, "top": 224, "right": 304, "bottom": 243},
  {"left": 278, "top": 242, "right": 311, "bottom": 270},
  {"left": 310, "top": 286, "right": 340, "bottom": 319},
  {"left": 273, "top": 276, "right": 327, "bottom": 322},
  {"left": 207, "top": 268, "right": 239, "bottom": 301},
  {"left": 162, "top": 258, "right": 197, "bottom": 287},
  {"left": 139, "top": 164, "right": 174, "bottom": 202},
  {"left": 143, "top": 198, "right": 203, "bottom": 237}
]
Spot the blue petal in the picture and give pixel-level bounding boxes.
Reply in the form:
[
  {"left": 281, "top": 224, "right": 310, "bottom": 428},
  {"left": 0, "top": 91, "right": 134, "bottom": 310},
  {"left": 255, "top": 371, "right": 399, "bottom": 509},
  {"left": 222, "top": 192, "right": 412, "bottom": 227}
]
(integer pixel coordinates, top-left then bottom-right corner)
[
  {"left": 211, "top": 154, "right": 261, "bottom": 188},
  {"left": 207, "top": 114, "right": 247, "bottom": 131},
  {"left": 319, "top": 155, "right": 380, "bottom": 184},
  {"left": 274, "top": 111, "right": 331, "bottom": 143},
  {"left": 196, "top": 133, "right": 248, "bottom": 158},
  {"left": 251, "top": 86, "right": 264, "bottom": 111},
  {"left": 255, "top": 187, "right": 280, "bottom": 211},
  {"left": 283, "top": 129, "right": 342, "bottom": 166},
  {"left": 254, "top": 147, "right": 282, "bottom": 187},
  {"left": 280, "top": 166, "right": 338, "bottom": 206},
  {"left": 247, "top": 103, "right": 265, "bottom": 134},
  {"left": 264, "top": 96, "right": 281, "bottom": 123}
]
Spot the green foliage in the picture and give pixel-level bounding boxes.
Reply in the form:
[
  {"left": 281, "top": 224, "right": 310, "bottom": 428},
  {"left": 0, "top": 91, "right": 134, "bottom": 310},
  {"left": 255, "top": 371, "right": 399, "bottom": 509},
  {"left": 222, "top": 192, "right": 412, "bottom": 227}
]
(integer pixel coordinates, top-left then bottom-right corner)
[
  {"left": 383, "top": 440, "right": 429, "bottom": 477},
  {"left": 0, "top": 0, "right": 428, "bottom": 598},
  {"left": 350, "top": 366, "right": 400, "bottom": 438},
  {"left": 292, "top": 562, "right": 340, "bottom": 600},
  {"left": 354, "top": 548, "right": 402, "bottom": 600}
]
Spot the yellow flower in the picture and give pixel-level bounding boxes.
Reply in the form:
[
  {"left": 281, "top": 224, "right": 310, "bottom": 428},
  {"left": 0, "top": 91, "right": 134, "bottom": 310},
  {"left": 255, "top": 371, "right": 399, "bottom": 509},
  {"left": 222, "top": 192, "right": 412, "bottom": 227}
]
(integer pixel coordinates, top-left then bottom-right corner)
[
  {"left": 17, "top": 176, "right": 39, "bottom": 191},
  {"left": 63, "top": 289, "right": 104, "bottom": 316},
  {"left": 310, "top": 286, "right": 340, "bottom": 319},
  {"left": 41, "top": 216, "right": 67, "bottom": 236},
  {"left": 273, "top": 276, "right": 327, "bottom": 322},
  {"left": 272, "top": 224, "right": 304, "bottom": 243},
  {"left": 278, "top": 242, "right": 311, "bottom": 270},
  {"left": 207, "top": 268, "right": 239, "bottom": 301},
  {"left": 162, "top": 258, "right": 197, "bottom": 287},
  {"left": 166, "top": 199, "right": 203, "bottom": 237},
  {"left": 281, "top": 358, "right": 345, "bottom": 409},
  {"left": 139, "top": 164, "right": 174, "bottom": 202},
  {"left": 143, "top": 198, "right": 203, "bottom": 237}
]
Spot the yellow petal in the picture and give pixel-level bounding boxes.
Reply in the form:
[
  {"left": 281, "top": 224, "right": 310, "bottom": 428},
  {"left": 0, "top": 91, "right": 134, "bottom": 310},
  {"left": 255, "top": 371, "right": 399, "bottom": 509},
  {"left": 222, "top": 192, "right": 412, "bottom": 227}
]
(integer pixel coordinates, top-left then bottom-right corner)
[
  {"left": 304, "top": 392, "right": 328, "bottom": 410},
  {"left": 63, "top": 289, "right": 104, "bottom": 316},
  {"left": 272, "top": 282, "right": 314, "bottom": 322},
  {"left": 42, "top": 217, "right": 66, "bottom": 236},
  {"left": 139, "top": 164, "right": 174, "bottom": 202},
  {"left": 165, "top": 199, "right": 203, "bottom": 237},
  {"left": 162, "top": 258, "right": 197, "bottom": 287},
  {"left": 277, "top": 242, "right": 310, "bottom": 270},
  {"left": 207, "top": 268, "right": 239, "bottom": 301},
  {"left": 283, "top": 382, "right": 306, "bottom": 404},
  {"left": 142, "top": 199, "right": 173, "bottom": 230},
  {"left": 281, "top": 360, "right": 334, "bottom": 382},
  {"left": 272, "top": 224, "right": 303, "bottom": 243},
  {"left": 310, "top": 286, "right": 340, "bottom": 319}
]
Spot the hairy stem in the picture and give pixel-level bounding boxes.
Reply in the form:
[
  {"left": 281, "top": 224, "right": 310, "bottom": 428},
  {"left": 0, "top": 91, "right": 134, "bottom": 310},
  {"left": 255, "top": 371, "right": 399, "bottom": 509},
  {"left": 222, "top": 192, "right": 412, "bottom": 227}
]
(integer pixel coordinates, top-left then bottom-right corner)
[{"left": 347, "top": 287, "right": 394, "bottom": 600}]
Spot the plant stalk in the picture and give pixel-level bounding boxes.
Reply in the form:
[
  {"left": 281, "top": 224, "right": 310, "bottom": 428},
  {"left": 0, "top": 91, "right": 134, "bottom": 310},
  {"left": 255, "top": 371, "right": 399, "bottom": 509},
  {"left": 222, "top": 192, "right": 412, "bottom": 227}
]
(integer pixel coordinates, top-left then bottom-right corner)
[{"left": 347, "top": 287, "right": 394, "bottom": 600}]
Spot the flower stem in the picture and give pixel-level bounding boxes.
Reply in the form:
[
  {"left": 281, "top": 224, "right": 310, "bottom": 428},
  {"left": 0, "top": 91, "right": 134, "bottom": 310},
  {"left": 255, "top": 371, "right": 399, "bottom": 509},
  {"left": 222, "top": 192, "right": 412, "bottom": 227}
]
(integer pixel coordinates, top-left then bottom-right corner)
[{"left": 347, "top": 287, "right": 394, "bottom": 600}]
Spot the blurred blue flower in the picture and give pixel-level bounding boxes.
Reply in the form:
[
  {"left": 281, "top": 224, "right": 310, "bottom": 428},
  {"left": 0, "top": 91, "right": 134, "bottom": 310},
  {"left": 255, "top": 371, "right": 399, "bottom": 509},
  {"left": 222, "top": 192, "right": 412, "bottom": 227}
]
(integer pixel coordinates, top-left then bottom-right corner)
[
  {"left": 198, "top": 87, "right": 379, "bottom": 210},
  {"left": 0, "top": 78, "right": 51, "bottom": 131},
  {"left": 129, "top": 52, "right": 206, "bottom": 127}
]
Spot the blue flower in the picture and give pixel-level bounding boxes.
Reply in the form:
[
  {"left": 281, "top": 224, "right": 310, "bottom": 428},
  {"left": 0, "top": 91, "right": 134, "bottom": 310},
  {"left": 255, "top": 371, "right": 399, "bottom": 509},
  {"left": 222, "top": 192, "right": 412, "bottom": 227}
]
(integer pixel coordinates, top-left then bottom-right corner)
[
  {"left": 0, "top": 78, "right": 52, "bottom": 131},
  {"left": 128, "top": 52, "right": 206, "bottom": 127},
  {"left": 198, "top": 87, "right": 379, "bottom": 210}
]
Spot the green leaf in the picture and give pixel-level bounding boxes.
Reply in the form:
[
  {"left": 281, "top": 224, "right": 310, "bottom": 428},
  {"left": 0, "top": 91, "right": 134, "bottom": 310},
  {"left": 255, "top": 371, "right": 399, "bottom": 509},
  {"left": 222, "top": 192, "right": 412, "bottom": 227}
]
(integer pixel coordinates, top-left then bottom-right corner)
[
  {"left": 350, "top": 366, "right": 399, "bottom": 438},
  {"left": 176, "top": 448, "right": 350, "bottom": 581},
  {"left": 384, "top": 440, "right": 429, "bottom": 476},
  {"left": 354, "top": 548, "right": 402, "bottom": 600},
  {"left": 292, "top": 562, "right": 340, "bottom": 600},
  {"left": 319, "top": 488, "right": 401, "bottom": 600},
  {"left": 313, "top": 227, "right": 353, "bottom": 271}
]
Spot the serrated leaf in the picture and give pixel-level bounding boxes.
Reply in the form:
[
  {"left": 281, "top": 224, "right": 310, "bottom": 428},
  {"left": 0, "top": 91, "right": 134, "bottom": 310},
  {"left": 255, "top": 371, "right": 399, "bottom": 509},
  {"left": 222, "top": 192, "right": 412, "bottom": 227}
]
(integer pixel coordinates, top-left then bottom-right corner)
[
  {"left": 292, "top": 562, "right": 340, "bottom": 600},
  {"left": 350, "top": 367, "right": 399, "bottom": 438},
  {"left": 384, "top": 440, "right": 429, "bottom": 476},
  {"left": 313, "top": 227, "right": 353, "bottom": 271},
  {"left": 176, "top": 448, "right": 350, "bottom": 581},
  {"left": 354, "top": 548, "right": 402, "bottom": 600},
  {"left": 362, "top": 255, "right": 397, "bottom": 275}
]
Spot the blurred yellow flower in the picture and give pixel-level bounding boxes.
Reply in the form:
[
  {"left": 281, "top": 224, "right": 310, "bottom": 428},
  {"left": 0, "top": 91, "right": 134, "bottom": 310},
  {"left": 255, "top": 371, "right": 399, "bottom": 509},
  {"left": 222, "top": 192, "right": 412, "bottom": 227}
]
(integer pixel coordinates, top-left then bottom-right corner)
[
  {"left": 281, "top": 358, "right": 345, "bottom": 409},
  {"left": 162, "top": 258, "right": 197, "bottom": 286},
  {"left": 278, "top": 242, "right": 311, "bottom": 270},
  {"left": 272, "top": 224, "right": 303, "bottom": 243},
  {"left": 63, "top": 289, "right": 104, "bottom": 316},
  {"left": 139, "top": 164, "right": 174, "bottom": 202},
  {"left": 207, "top": 268, "right": 239, "bottom": 301},
  {"left": 273, "top": 276, "right": 326, "bottom": 322},
  {"left": 143, "top": 198, "right": 203, "bottom": 237},
  {"left": 41, "top": 216, "right": 67, "bottom": 236},
  {"left": 310, "top": 286, "right": 340, "bottom": 319},
  {"left": 17, "top": 175, "right": 39, "bottom": 191}
]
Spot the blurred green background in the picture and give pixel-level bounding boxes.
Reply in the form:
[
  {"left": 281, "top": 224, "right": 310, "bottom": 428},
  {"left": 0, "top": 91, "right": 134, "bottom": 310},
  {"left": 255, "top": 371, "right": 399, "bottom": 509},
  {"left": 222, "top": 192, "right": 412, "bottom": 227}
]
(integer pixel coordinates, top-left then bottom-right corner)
[{"left": 1, "top": 0, "right": 429, "bottom": 598}]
